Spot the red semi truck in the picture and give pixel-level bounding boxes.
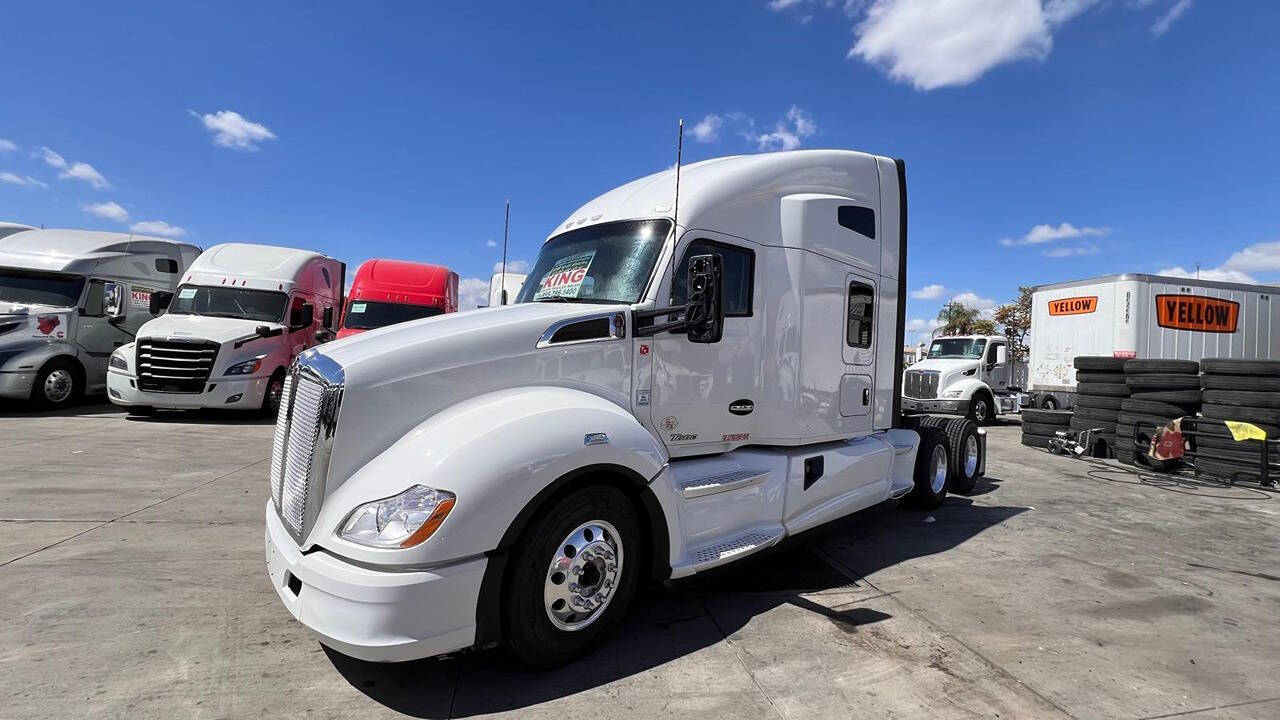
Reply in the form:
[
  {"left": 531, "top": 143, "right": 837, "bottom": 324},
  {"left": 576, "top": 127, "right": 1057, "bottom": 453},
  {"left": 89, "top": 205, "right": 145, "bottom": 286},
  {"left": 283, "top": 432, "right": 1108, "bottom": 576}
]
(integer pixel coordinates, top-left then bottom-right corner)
[{"left": 338, "top": 259, "right": 459, "bottom": 339}]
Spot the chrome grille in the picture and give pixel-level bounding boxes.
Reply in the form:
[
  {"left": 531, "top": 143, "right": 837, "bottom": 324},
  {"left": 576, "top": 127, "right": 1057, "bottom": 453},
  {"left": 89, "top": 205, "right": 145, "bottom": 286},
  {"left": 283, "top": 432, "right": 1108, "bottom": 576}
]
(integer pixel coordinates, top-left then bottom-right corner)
[
  {"left": 136, "top": 338, "right": 218, "bottom": 393},
  {"left": 904, "top": 369, "right": 939, "bottom": 399},
  {"left": 268, "top": 374, "right": 295, "bottom": 509},
  {"left": 269, "top": 351, "right": 344, "bottom": 543},
  {"left": 280, "top": 375, "right": 324, "bottom": 533}
]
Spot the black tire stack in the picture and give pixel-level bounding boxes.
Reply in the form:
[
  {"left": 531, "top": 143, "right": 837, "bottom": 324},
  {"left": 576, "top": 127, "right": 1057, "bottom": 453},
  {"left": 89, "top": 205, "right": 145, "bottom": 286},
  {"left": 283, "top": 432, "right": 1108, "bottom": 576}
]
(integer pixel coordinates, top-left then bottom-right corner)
[
  {"left": 1071, "top": 356, "right": 1129, "bottom": 458},
  {"left": 1020, "top": 408, "right": 1072, "bottom": 450},
  {"left": 1194, "top": 359, "right": 1280, "bottom": 484},
  {"left": 1116, "top": 359, "right": 1201, "bottom": 467}
]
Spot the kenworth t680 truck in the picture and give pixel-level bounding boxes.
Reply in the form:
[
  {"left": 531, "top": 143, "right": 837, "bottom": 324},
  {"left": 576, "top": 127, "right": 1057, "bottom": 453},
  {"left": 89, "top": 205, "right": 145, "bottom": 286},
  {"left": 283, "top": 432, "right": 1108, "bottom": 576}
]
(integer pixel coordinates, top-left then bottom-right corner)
[{"left": 264, "top": 150, "right": 984, "bottom": 666}]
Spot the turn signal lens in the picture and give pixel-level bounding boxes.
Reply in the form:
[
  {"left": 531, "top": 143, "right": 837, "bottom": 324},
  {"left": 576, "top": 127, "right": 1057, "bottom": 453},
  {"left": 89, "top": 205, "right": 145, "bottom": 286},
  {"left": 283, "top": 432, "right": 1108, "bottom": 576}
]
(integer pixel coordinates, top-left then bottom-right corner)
[{"left": 399, "top": 497, "right": 456, "bottom": 548}]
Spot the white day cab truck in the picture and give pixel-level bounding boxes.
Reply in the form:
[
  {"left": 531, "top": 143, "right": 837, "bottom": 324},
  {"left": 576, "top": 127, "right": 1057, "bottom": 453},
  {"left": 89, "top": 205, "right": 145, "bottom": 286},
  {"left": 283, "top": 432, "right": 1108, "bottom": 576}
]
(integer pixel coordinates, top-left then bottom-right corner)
[
  {"left": 0, "top": 229, "right": 199, "bottom": 408},
  {"left": 1026, "top": 273, "right": 1280, "bottom": 409},
  {"left": 263, "top": 150, "right": 987, "bottom": 667},
  {"left": 901, "top": 335, "right": 1028, "bottom": 424},
  {"left": 107, "top": 243, "right": 344, "bottom": 415}
]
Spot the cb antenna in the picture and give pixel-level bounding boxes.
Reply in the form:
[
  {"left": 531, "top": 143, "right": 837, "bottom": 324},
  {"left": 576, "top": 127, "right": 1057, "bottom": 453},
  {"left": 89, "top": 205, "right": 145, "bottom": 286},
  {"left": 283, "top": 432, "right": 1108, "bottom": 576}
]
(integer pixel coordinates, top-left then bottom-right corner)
[
  {"left": 500, "top": 199, "right": 510, "bottom": 304},
  {"left": 673, "top": 118, "right": 684, "bottom": 230}
]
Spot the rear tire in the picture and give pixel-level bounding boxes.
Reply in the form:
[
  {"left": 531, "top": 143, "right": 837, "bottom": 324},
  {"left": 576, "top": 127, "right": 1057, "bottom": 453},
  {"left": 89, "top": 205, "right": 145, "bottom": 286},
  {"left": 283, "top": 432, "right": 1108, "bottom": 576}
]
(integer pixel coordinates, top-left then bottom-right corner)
[
  {"left": 505, "top": 485, "right": 642, "bottom": 668},
  {"left": 908, "top": 427, "right": 950, "bottom": 509}
]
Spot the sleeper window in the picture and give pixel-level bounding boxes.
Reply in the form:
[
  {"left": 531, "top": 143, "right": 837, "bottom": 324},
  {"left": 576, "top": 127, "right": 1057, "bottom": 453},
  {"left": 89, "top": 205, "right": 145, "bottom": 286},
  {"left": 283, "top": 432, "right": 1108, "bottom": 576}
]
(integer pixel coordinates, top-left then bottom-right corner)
[
  {"left": 671, "top": 241, "right": 754, "bottom": 316},
  {"left": 847, "top": 281, "right": 874, "bottom": 348}
]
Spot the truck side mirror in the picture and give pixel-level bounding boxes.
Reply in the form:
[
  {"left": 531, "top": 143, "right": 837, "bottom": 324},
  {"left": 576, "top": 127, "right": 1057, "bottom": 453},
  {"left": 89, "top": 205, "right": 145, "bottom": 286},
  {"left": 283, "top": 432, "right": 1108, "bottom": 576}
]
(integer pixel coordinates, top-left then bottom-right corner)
[
  {"left": 322, "top": 306, "right": 334, "bottom": 329},
  {"left": 149, "top": 291, "right": 173, "bottom": 316},
  {"left": 291, "top": 303, "right": 314, "bottom": 331},
  {"left": 685, "top": 253, "right": 723, "bottom": 344},
  {"left": 104, "top": 282, "right": 125, "bottom": 324},
  {"left": 996, "top": 345, "right": 1008, "bottom": 365}
]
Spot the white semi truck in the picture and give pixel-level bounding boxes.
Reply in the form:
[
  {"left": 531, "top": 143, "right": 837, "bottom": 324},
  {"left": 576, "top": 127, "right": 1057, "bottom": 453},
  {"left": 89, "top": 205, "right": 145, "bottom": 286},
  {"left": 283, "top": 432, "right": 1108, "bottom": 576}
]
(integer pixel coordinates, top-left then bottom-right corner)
[
  {"left": 264, "top": 150, "right": 986, "bottom": 667},
  {"left": 1026, "top": 273, "right": 1280, "bottom": 409},
  {"left": 901, "top": 334, "right": 1028, "bottom": 423},
  {"left": 0, "top": 229, "right": 200, "bottom": 407},
  {"left": 107, "top": 243, "right": 344, "bottom": 415}
]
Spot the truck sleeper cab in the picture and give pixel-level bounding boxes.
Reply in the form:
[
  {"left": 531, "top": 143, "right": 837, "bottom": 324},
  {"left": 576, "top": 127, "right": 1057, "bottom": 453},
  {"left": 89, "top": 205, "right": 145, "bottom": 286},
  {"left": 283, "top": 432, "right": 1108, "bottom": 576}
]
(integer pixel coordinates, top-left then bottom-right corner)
[
  {"left": 107, "top": 243, "right": 344, "bottom": 415},
  {"left": 338, "top": 259, "right": 458, "bottom": 339},
  {"left": 264, "top": 150, "right": 982, "bottom": 667},
  {"left": 0, "top": 229, "right": 199, "bottom": 408}
]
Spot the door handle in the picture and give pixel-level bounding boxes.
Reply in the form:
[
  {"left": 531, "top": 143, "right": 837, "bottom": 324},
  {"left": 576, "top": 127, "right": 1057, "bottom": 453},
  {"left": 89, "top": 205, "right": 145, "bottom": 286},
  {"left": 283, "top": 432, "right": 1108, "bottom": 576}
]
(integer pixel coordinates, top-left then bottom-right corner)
[{"left": 863, "top": 388, "right": 870, "bottom": 405}]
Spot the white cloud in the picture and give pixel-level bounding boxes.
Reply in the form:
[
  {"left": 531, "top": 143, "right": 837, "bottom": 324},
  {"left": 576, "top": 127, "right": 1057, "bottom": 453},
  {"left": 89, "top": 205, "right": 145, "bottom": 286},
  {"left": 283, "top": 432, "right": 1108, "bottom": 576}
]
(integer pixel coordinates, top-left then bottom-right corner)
[
  {"left": 691, "top": 114, "right": 724, "bottom": 143},
  {"left": 910, "top": 283, "right": 946, "bottom": 299},
  {"left": 493, "top": 259, "right": 530, "bottom": 274},
  {"left": 130, "top": 220, "right": 187, "bottom": 238},
  {"left": 1223, "top": 240, "right": 1280, "bottom": 273},
  {"left": 767, "top": 0, "right": 807, "bottom": 9},
  {"left": 191, "top": 110, "right": 277, "bottom": 151},
  {"left": 458, "top": 277, "right": 490, "bottom": 310},
  {"left": 1157, "top": 265, "right": 1256, "bottom": 285},
  {"left": 33, "top": 146, "right": 67, "bottom": 169},
  {"left": 749, "top": 105, "right": 818, "bottom": 151},
  {"left": 1151, "top": 0, "right": 1191, "bottom": 36},
  {"left": 952, "top": 291, "right": 998, "bottom": 317},
  {"left": 1000, "top": 221, "right": 1110, "bottom": 246},
  {"left": 485, "top": 238, "right": 498, "bottom": 248},
  {"left": 82, "top": 201, "right": 129, "bottom": 222},
  {"left": 0, "top": 172, "right": 48, "bottom": 188},
  {"left": 0, "top": 139, "right": 16, "bottom": 153},
  {"left": 1042, "top": 243, "right": 1100, "bottom": 258},
  {"left": 60, "top": 161, "right": 109, "bottom": 189}
]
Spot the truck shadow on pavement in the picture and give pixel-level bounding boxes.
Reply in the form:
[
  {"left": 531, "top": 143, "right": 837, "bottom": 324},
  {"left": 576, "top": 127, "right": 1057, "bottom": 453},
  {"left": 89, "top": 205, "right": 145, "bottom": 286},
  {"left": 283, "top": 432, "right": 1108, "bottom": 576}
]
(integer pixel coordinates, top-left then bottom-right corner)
[{"left": 326, "top": 479, "right": 1026, "bottom": 718}]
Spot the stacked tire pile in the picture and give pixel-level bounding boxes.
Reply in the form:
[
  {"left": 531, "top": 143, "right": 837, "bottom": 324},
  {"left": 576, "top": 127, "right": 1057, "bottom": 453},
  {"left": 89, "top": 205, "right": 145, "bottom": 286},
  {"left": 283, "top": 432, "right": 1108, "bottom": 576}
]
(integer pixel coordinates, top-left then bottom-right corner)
[
  {"left": 1116, "top": 359, "right": 1201, "bottom": 468},
  {"left": 1020, "top": 408, "right": 1072, "bottom": 450},
  {"left": 1070, "top": 356, "right": 1130, "bottom": 458},
  {"left": 1195, "top": 358, "right": 1280, "bottom": 483}
]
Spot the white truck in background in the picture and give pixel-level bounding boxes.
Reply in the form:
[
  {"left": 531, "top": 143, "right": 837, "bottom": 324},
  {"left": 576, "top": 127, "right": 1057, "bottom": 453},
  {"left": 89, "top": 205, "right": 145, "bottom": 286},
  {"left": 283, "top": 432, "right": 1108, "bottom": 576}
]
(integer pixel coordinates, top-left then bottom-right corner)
[
  {"left": 488, "top": 271, "right": 526, "bottom": 307},
  {"left": 0, "top": 229, "right": 199, "bottom": 408},
  {"left": 1026, "top": 273, "right": 1280, "bottom": 409},
  {"left": 264, "top": 149, "right": 987, "bottom": 668},
  {"left": 901, "top": 335, "right": 1027, "bottom": 424},
  {"left": 107, "top": 243, "right": 344, "bottom": 415}
]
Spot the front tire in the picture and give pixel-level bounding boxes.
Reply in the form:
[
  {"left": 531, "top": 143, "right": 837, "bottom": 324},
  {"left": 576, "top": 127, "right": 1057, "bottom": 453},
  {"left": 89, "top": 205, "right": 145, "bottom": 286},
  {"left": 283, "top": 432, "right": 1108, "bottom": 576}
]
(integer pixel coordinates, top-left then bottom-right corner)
[
  {"left": 505, "top": 485, "right": 642, "bottom": 667},
  {"left": 1041, "top": 396, "right": 1058, "bottom": 410},
  {"left": 260, "top": 369, "right": 286, "bottom": 417},
  {"left": 30, "top": 358, "right": 82, "bottom": 409},
  {"left": 968, "top": 393, "right": 993, "bottom": 426}
]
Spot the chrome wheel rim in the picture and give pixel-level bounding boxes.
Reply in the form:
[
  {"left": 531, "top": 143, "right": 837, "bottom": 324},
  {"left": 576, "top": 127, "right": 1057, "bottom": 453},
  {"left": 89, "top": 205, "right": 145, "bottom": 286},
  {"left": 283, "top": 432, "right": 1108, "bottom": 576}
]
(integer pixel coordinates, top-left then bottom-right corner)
[
  {"left": 975, "top": 400, "right": 989, "bottom": 421},
  {"left": 44, "top": 369, "right": 74, "bottom": 404},
  {"left": 930, "top": 445, "right": 948, "bottom": 494},
  {"left": 964, "top": 435, "right": 979, "bottom": 477},
  {"left": 544, "top": 520, "right": 624, "bottom": 632}
]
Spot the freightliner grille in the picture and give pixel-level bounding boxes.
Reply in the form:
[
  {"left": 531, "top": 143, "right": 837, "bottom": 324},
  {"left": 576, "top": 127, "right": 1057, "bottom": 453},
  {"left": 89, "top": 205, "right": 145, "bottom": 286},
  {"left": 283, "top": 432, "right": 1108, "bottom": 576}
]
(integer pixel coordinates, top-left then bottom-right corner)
[
  {"left": 270, "top": 354, "right": 344, "bottom": 541},
  {"left": 136, "top": 339, "right": 219, "bottom": 393},
  {"left": 903, "top": 369, "right": 940, "bottom": 400}
]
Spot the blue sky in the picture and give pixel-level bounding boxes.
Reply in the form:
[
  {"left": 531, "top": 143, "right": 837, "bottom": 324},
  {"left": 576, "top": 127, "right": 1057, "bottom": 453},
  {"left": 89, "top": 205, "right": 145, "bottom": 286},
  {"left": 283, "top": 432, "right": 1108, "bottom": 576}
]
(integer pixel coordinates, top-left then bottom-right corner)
[{"left": 1, "top": 1, "right": 1277, "bottom": 339}]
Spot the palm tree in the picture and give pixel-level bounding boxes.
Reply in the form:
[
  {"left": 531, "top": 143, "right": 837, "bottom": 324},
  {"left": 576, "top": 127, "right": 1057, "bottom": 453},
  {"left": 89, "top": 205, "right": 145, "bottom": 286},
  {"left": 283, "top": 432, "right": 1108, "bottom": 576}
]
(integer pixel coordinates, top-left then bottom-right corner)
[{"left": 935, "top": 301, "right": 981, "bottom": 336}]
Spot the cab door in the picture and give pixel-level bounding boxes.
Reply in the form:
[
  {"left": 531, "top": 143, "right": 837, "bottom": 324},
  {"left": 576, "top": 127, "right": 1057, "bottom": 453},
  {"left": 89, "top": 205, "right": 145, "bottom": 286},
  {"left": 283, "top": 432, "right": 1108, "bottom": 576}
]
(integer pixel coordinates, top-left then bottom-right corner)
[
  {"left": 985, "top": 341, "right": 1009, "bottom": 391},
  {"left": 649, "top": 232, "right": 761, "bottom": 455}
]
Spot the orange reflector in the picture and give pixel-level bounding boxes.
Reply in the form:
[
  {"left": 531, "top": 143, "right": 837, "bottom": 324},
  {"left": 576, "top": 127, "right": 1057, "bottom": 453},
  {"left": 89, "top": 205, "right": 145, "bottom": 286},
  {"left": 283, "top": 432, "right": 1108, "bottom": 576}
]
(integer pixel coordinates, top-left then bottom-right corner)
[{"left": 400, "top": 497, "right": 456, "bottom": 548}]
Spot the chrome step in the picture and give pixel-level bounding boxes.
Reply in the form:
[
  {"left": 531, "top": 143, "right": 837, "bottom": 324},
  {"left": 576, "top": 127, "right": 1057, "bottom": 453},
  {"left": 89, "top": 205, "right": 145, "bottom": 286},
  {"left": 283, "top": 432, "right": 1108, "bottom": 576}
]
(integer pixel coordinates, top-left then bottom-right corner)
[
  {"left": 691, "top": 529, "right": 783, "bottom": 570},
  {"left": 679, "top": 468, "right": 770, "bottom": 499}
]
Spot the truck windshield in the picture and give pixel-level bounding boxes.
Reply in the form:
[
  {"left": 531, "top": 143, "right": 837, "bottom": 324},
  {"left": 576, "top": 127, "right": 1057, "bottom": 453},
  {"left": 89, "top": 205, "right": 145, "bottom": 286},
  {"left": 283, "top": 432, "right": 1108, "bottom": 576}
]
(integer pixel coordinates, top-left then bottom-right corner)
[
  {"left": 0, "top": 268, "right": 86, "bottom": 307},
  {"left": 515, "top": 219, "right": 670, "bottom": 305},
  {"left": 928, "top": 338, "right": 987, "bottom": 359},
  {"left": 342, "top": 301, "right": 444, "bottom": 330},
  {"left": 168, "top": 285, "right": 289, "bottom": 324}
]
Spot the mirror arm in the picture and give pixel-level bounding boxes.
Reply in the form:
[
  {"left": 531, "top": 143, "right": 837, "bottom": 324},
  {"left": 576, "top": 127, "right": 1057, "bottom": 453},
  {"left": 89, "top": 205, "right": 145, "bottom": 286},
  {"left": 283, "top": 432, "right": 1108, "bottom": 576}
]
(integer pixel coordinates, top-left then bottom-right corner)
[{"left": 633, "top": 304, "right": 692, "bottom": 337}]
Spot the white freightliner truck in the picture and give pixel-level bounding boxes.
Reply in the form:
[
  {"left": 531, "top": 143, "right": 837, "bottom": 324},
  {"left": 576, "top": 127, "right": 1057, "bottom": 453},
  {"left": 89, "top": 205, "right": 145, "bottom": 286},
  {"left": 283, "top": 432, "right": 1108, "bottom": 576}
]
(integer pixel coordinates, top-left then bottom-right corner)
[
  {"left": 901, "top": 335, "right": 1028, "bottom": 423},
  {"left": 264, "top": 150, "right": 986, "bottom": 667},
  {"left": 0, "top": 229, "right": 199, "bottom": 407},
  {"left": 107, "top": 243, "right": 344, "bottom": 415}
]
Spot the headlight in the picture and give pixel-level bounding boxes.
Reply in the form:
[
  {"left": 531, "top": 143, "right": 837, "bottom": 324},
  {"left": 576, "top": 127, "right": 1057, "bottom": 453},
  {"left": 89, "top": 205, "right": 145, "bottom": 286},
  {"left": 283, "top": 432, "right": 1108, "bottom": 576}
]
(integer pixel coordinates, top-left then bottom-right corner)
[
  {"left": 941, "top": 390, "right": 964, "bottom": 399},
  {"left": 109, "top": 350, "right": 128, "bottom": 370},
  {"left": 225, "top": 357, "right": 263, "bottom": 376},
  {"left": 339, "top": 485, "right": 457, "bottom": 549}
]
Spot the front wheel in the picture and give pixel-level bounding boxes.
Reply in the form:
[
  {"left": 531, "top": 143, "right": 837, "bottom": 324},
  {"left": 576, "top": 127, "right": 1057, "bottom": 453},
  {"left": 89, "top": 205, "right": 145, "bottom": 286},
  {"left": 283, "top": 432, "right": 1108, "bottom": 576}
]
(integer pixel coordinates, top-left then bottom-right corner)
[
  {"left": 968, "top": 393, "right": 993, "bottom": 425},
  {"left": 505, "top": 485, "right": 642, "bottom": 667},
  {"left": 1041, "top": 396, "right": 1058, "bottom": 410},
  {"left": 260, "top": 370, "right": 286, "bottom": 417},
  {"left": 30, "top": 358, "right": 81, "bottom": 409}
]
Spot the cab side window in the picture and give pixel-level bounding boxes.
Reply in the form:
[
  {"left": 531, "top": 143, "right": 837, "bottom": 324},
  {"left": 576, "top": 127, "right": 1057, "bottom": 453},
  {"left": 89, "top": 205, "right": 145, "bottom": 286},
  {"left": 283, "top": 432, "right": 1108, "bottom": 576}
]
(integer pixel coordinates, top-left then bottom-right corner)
[
  {"left": 671, "top": 241, "right": 754, "bottom": 317},
  {"left": 987, "top": 343, "right": 1002, "bottom": 363},
  {"left": 83, "top": 280, "right": 106, "bottom": 317},
  {"left": 847, "top": 281, "right": 874, "bottom": 349}
]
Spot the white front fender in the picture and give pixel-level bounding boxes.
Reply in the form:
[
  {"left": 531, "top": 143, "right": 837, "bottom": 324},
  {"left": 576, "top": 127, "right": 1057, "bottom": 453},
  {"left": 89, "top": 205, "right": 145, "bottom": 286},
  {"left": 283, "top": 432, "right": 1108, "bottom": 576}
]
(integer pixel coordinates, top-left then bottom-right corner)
[
  {"left": 940, "top": 377, "right": 988, "bottom": 400},
  {"left": 307, "top": 386, "right": 669, "bottom": 568}
]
